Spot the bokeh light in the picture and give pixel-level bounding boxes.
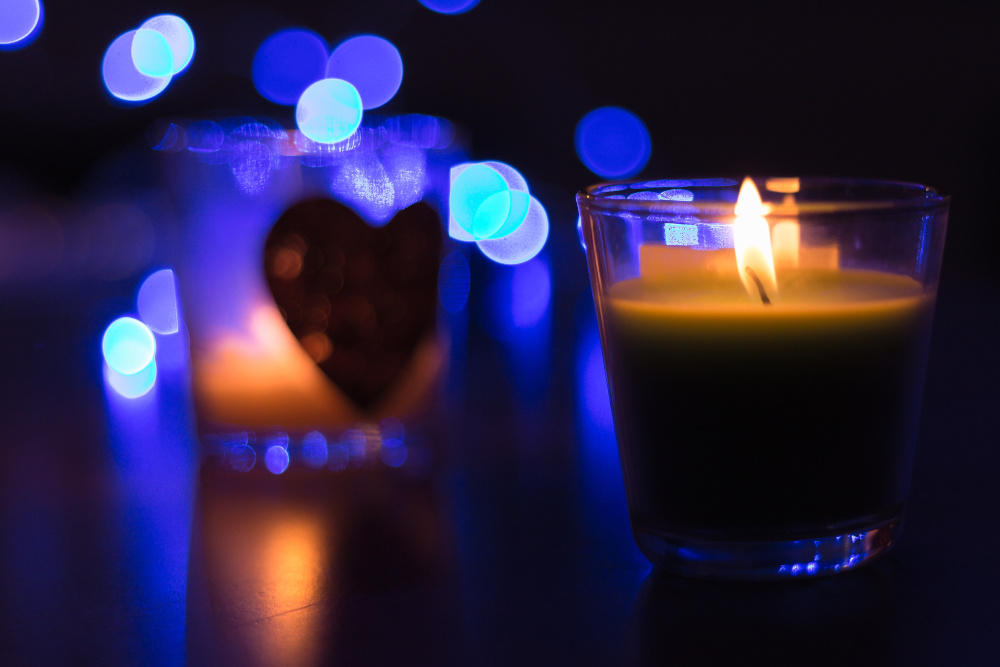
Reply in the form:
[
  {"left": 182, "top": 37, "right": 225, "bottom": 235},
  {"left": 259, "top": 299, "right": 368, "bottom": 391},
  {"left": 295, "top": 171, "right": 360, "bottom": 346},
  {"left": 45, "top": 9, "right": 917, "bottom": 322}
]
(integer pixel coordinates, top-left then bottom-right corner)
[
  {"left": 265, "top": 444, "right": 290, "bottom": 474},
  {"left": 137, "top": 269, "right": 179, "bottom": 335},
  {"left": 326, "top": 35, "right": 403, "bottom": 110},
  {"left": 139, "top": 14, "right": 194, "bottom": 74},
  {"left": 575, "top": 106, "right": 651, "bottom": 178},
  {"left": 476, "top": 195, "right": 549, "bottom": 265},
  {"left": 450, "top": 163, "right": 509, "bottom": 239},
  {"left": 187, "top": 120, "right": 224, "bottom": 152},
  {"left": 252, "top": 28, "right": 328, "bottom": 106},
  {"left": 130, "top": 28, "right": 173, "bottom": 77},
  {"left": 228, "top": 443, "right": 256, "bottom": 472},
  {"left": 327, "top": 444, "right": 349, "bottom": 471},
  {"left": 449, "top": 161, "right": 532, "bottom": 243},
  {"left": 418, "top": 0, "right": 481, "bottom": 14},
  {"left": 105, "top": 358, "right": 157, "bottom": 399},
  {"left": 296, "top": 78, "right": 363, "bottom": 144},
  {"left": 379, "top": 439, "right": 407, "bottom": 468},
  {"left": 302, "top": 431, "right": 329, "bottom": 468},
  {"left": 103, "top": 317, "right": 156, "bottom": 375},
  {"left": 0, "top": 0, "right": 43, "bottom": 49},
  {"left": 103, "top": 30, "right": 172, "bottom": 103},
  {"left": 438, "top": 250, "right": 471, "bottom": 313},
  {"left": 379, "top": 417, "right": 404, "bottom": 441}
]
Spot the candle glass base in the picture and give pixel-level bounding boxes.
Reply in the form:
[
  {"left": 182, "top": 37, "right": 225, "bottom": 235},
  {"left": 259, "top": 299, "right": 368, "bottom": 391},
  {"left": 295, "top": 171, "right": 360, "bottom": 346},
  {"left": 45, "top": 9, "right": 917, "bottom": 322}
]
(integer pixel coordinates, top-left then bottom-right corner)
[
  {"left": 634, "top": 516, "right": 899, "bottom": 581},
  {"left": 578, "top": 177, "right": 948, "bottom": 581}
]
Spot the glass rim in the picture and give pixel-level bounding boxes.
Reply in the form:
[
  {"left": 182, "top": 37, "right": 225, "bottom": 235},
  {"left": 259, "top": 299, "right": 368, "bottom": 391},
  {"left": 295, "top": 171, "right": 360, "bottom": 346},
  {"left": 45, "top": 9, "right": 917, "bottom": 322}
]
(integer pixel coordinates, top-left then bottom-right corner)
[{"left": 576, "top": 176, "right": 949, "bottom": 217}]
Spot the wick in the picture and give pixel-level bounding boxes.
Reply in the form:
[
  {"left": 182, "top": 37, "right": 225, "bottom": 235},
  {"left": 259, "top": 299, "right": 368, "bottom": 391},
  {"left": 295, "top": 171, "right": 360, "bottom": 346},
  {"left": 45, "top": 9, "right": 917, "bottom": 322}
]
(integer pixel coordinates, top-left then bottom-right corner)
[{"left": 745, "top": 267, "right": 772, "bottom": 305}]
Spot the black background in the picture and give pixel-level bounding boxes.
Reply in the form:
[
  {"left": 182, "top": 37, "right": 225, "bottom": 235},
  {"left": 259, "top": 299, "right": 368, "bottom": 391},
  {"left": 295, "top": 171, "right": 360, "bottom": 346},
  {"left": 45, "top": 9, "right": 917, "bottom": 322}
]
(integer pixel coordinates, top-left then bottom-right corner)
[{"left": 1, "top": 0, "right": 998, "bottom": 286}]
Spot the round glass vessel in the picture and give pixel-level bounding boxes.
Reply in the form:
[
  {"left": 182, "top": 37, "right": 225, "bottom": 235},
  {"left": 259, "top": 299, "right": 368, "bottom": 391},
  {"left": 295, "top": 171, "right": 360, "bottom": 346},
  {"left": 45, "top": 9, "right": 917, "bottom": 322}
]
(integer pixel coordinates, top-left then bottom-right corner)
[{"left": 577, "top": 177, "right": 948, "bottom": 580}]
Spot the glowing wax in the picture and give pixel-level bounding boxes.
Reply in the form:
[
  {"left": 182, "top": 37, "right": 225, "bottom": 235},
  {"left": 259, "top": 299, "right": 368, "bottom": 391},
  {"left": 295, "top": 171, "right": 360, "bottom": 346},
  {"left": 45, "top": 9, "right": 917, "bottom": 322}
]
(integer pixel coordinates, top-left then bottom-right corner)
[{"left": 602, "top": 256, "right": 935, "bottom": 536}]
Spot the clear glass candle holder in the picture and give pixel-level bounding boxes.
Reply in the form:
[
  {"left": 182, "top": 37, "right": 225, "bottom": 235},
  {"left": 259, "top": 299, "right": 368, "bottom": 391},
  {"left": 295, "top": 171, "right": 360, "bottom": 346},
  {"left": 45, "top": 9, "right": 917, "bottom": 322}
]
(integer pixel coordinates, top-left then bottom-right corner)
[{"left": 577, "top": 177, "right": 948, "bottom": 580}]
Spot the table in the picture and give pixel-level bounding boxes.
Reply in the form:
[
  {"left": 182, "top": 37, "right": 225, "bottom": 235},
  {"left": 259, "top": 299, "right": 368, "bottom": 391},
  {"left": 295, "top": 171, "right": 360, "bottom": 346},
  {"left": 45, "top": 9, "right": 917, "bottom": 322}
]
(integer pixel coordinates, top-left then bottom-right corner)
[{"left": 1, "top": 252, "right": 997, "bottom": 666}]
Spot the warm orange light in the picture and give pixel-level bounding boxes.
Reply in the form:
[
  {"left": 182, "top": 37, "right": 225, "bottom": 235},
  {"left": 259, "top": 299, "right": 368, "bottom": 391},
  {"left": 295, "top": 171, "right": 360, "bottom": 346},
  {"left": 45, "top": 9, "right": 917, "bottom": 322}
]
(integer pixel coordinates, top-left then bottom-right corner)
[
  {"left": 772, "top": 221, "right": 800, "bottom": 268},
  {"left": 734, "top": 177, "right": 778, "bottom": 303}
]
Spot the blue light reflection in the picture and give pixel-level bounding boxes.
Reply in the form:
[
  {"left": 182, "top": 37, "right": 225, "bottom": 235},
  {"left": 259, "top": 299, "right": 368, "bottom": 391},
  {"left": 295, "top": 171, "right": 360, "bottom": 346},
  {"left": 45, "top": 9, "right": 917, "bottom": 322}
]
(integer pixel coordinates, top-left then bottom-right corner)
[
  {"left": 484, "top": 256, "right": 552, "bottom": 401},
  {"left": 137, "top": 269, "right": 179, "bottom": 335},
  {"left": 230, "top": 140, "right": 272, "bottom": 195},
  {"left": 439, "top": 250, "right": 471, "bottom": 313},
  {"left": 330, "top": 152, "right": 396, "bottom": 224},
  {"left": 510, "top": 257, "right": 550, "bottom": 329}
]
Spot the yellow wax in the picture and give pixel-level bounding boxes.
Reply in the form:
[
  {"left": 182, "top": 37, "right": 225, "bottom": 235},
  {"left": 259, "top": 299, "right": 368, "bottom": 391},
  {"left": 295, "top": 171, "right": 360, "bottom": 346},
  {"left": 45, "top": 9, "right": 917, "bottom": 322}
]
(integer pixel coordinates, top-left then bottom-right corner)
[{"left": 599, "top": 265, "right": 936, "bottom": 535}]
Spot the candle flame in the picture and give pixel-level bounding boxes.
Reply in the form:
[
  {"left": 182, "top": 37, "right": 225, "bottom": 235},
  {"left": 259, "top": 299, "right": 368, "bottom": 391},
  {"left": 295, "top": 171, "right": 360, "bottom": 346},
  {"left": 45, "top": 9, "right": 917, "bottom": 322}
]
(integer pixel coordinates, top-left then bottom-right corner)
[{"left": 734, "top": 177, "right": 778, "bottom": 303}]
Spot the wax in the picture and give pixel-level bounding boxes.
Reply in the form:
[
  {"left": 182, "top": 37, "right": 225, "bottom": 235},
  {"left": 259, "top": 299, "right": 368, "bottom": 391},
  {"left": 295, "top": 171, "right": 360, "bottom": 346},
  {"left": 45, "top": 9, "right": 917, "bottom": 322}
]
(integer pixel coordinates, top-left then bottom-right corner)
[{"left": 602, "top": 267, "right": 936, "bottom": 541}]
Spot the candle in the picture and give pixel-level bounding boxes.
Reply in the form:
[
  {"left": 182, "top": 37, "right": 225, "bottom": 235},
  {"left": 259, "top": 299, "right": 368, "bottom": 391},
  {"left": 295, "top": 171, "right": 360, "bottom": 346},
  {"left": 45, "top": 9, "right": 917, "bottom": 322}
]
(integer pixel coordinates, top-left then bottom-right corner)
[
  {"left": 579, "top": 176, "right": 948, "bottom": 579},
  {"left": 605, "top": 260, "right": 934, "bottom": 535}
]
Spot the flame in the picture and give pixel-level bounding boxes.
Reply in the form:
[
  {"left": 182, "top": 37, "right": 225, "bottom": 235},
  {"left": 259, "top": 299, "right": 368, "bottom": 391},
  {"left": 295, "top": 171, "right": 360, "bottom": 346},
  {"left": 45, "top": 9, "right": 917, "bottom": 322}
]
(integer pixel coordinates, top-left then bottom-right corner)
[{"left": 734, "top": 177, "right": 778, "bottom": 303}]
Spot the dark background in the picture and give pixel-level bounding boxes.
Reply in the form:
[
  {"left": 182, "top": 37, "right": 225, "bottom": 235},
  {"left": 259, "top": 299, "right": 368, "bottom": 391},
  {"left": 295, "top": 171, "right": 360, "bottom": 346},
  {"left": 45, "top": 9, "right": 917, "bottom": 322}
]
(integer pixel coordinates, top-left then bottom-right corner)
[
  {"left": 1, "top": 1, "right": 999, "bottom": 664},
  {"left": 2, "top": 0, "right": 999, "bottom": 288}
]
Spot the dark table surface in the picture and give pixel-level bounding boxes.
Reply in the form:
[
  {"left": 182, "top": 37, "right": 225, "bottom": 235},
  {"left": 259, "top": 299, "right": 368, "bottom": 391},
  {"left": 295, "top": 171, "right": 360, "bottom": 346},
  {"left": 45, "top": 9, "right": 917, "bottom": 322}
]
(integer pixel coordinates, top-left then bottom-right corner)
[{"left": 1, "top": 248, "right": 998, "bottom": 666}]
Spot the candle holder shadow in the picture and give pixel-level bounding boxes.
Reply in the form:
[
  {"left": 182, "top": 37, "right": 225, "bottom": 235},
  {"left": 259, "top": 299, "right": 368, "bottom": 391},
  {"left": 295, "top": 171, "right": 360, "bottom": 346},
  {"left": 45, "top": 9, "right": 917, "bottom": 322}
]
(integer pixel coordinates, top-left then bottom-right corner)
[{"left": 578, "top": 177, "right": 948, "bottom": 581}]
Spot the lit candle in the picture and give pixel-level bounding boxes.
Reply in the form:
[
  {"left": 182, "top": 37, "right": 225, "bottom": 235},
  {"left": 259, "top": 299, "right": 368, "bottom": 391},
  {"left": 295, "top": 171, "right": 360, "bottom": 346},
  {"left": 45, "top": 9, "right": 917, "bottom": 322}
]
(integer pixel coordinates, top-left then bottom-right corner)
[{"left": 582, "top": 176, "right": 947, "bottom": 578}]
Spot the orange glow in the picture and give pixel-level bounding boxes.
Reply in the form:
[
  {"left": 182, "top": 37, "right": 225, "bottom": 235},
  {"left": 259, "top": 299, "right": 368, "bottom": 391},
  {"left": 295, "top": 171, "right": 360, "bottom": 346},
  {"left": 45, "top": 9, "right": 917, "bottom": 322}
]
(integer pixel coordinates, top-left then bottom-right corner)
[
  {"left": 765, "top": 177, "right": 800, "bottom": 194},
  {"left": 734, "top": 177, "right": 778, "bottom": 303},
  {"left": 771, "top": 221, "right": 800, "bottom": 268}
]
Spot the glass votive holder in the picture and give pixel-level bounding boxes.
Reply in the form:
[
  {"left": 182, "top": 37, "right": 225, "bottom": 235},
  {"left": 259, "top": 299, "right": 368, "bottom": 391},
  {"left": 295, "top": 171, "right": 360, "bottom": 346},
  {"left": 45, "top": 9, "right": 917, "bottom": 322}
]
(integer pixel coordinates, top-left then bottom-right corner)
[
  {"left": 152, "top": 115, "right": 464, "bottom": 474},
  {"left": 577, "top": 177, "right": 948, "bottom": 580}
]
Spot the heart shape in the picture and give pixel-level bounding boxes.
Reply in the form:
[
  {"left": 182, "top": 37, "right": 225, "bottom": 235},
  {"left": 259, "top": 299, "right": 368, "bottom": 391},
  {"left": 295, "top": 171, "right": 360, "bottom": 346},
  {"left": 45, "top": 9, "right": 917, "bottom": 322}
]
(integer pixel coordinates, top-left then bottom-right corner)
[{"left": 264, "top": 199, "right": 442, "bottom": 410}]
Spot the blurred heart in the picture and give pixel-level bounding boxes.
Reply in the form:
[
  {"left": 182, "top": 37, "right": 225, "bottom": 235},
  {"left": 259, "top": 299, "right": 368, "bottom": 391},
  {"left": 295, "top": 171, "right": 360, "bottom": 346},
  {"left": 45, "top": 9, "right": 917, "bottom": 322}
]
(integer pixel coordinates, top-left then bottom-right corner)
[{"left": 264, "top": 199, "right": 442, "bottom": 410}]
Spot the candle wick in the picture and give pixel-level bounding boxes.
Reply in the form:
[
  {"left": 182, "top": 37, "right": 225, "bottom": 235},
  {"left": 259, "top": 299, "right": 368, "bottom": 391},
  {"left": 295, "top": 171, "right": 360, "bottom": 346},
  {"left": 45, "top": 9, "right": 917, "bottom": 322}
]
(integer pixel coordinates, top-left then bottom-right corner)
[{"left": 745, "top": 267, "right": 772, "bottom": 305}]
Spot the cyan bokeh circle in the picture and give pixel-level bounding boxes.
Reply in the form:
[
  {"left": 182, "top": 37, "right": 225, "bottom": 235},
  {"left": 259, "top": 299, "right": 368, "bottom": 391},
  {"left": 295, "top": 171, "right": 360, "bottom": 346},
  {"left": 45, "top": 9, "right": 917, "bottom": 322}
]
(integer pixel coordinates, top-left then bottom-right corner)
[
  {"left": 139, "top": 14, "right": 195, "bottom": 74},
  {"left": 296, "top": 78, "right": 364, "bottom": 144},
  {"left": 131, "top": 28, "right": 174, "bottom": 78},
  {"left": 103, "top": 317, "right": 156, "bottom": 375}
]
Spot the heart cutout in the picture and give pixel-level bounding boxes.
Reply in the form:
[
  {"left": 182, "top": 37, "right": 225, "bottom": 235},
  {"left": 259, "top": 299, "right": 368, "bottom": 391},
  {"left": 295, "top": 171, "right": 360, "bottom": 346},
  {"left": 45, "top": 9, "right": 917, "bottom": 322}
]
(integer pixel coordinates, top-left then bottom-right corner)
[{"left": 264, "top": 199, "right": 442, "bottom": 410}]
